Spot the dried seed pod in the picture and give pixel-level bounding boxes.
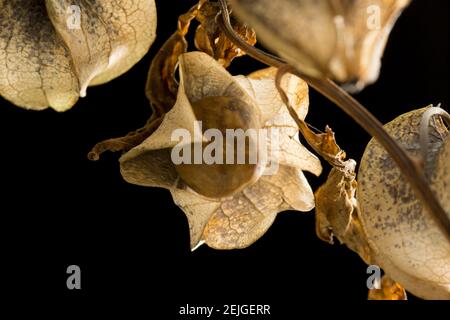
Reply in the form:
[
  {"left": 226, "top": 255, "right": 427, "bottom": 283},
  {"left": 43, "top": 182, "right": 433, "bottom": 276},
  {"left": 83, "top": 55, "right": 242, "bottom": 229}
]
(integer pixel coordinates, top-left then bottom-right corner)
[
  {"left": 120, "top": 52, "right": 322, "bottom": 249},
  {"left": 358, "top": 107, "right": 450, "bottom": 299},
  {"left": 229, "top": 0, "right": 410, "bottom": 91},
  {"left": 122, "top": 51, "right": 265, "bottom": 198},
  {"left": 0, "top": 0, "right": 156, "bottom": 111},
  {"left": 176, "top": 95, "right": 263, "bottom": 198}
]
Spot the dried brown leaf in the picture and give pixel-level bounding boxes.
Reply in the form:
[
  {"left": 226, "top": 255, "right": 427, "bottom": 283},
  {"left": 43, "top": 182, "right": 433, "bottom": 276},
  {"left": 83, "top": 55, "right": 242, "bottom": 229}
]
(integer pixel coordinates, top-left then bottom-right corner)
[
  {"left": 145, "top": 0, "right": 205, "bottom": 115},
  {"left": 315, "top": 160, "right": 374, "bottom": 265},
  {"left": 194, "top": 1, "right": 256, "bottom": 68},
  {"left": 368, "top": 275, "right": 407, "bottom": 300},
  {"left": 274, "top": 66, "right": 378, "bottom": 288},
  {"left": 145, "top": 33, "right": 187, "bottom": 117}
]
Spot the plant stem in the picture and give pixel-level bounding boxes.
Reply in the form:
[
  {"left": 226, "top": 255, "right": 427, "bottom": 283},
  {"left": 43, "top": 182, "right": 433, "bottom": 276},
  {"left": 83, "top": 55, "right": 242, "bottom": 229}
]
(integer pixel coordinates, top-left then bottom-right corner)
[{"left": 217, "top": 0, "right": 450, "bottom": 240}]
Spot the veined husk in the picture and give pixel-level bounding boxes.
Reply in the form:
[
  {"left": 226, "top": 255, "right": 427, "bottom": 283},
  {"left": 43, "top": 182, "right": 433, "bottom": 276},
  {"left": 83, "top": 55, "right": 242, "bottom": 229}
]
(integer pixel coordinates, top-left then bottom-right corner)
[
  {"left": 229, "top": 0, "right": 410, "bottom": 91},
  {"left": 358, "top": 107, "right": 450, "bottom": 299},
  {"left": 0, "top": 0, "right": 156, "bottom": 111},
  {"left": 120, "top": 52, "right": 322, "bottom": 250}
]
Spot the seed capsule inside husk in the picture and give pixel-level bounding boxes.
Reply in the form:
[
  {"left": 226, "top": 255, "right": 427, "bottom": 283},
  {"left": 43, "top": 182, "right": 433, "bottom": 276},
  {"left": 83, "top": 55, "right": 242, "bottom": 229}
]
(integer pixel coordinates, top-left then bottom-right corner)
[{"left": 175, "top": 96, "right": 264, "bottom": 198}]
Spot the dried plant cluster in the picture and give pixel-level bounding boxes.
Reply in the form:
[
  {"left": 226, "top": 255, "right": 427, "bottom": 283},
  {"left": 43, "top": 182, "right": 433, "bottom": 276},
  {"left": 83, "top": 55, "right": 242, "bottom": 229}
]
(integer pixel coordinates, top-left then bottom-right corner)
[
  {"left": 1, "top": 0, "right": 448, "bottom": 300},
  {"left": 121, "top": 53, "right": 322, "bottom": 250}
]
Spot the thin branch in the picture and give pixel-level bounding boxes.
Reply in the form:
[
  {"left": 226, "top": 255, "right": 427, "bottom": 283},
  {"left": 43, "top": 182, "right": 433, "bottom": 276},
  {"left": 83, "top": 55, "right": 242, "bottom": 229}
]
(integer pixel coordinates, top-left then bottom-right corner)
[{"left": 217, "top": 0, "right": 450, "bottom": 239}]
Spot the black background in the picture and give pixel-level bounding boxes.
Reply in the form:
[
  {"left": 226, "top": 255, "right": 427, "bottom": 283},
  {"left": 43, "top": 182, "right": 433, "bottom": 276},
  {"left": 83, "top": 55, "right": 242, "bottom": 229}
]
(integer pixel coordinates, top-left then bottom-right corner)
[{"left": 1, "top": 0, "right": 448, "bottom": 315}]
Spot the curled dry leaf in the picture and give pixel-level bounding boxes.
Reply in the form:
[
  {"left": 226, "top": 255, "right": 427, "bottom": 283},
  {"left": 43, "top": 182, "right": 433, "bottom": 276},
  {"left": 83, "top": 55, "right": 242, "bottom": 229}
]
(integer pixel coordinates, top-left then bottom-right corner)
[
  {"left": 120, "top": 52, "right": 322, "bottom": 250},
  {"left": 358, "top": 107, "right": 450, "bottom": 300},
  {"left": 315, "top": 160, "right": 374, "bottom": 265},
  {"left": 0, "top": 0, "right": 156, "bottom": 111},
  {"left": 275, "top": 67, "right": 375, "bottom": 263},
  {"left": 368, "top": 275, "right": 407, "bottom": 300},
  {"left": 310, "top": 117, "right": 407, "bottom": 300},
  {"left": 297, "top": 112, "right": 375, "bottom": 270},
  {"left": 229, "top": 0, "right": 410, "bottom": 91},
  {"left": 194, "top": 0, "right": 256, "bottom": 68},
  {"left": 273, "top": 71, "right": 374, "bottom": 263},
  {"left": 144, "top": 0, "right": 257, "bottom": 114}
]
